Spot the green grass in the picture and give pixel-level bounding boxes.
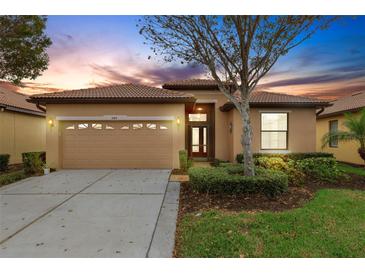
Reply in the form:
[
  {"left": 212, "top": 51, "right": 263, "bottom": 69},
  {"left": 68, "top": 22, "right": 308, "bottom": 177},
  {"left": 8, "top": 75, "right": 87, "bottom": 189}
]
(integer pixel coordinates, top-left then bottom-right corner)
[
  {"left": 177, "top": 189, "right": 365, "bottom": 257},
  {"left": 338, "top": 163, "right": 365, "bottom": 176},
  {"left": 0, "top": 170, "right": 27, "bottom": 187}
]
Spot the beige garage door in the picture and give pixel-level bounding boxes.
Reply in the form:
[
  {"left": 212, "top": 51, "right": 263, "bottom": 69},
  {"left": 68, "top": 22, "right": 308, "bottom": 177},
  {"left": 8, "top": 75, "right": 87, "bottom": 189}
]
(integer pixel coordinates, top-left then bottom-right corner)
[{"left": 61, "top": 121, "right": 173, "bottom": 169}]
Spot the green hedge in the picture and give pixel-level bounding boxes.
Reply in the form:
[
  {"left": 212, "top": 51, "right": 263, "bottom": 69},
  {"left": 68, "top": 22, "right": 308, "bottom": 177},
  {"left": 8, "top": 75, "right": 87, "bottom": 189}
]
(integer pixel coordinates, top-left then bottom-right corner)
[
  {"left": 236, "top": 152, "right": 334, "bottom": 163},
  {"left": 0, "top": 154, "right": 10, "bottom": 171},
  {"left": 0, "top": 170, "right": 27, "bottom": 187},
  {"left": 22, "top": 151, "right": 45, "bottom": 174},
  {"left": 188, "top": 166, "right": 288, "bottom": 198},
  {"left": 296, "top": 157, "right": 344, "bottom": 183}
]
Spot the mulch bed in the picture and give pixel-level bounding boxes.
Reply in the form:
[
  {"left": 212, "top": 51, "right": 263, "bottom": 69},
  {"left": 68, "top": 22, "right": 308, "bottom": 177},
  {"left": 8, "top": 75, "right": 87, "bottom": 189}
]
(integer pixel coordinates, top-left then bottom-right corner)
[
  {"left": 0, "top": 164, "right": 23, "bottom": 175},
  {"left": 171, "top": 169, "right": 188, "bottom": 175},
  {"left": 178, "top": 174, "right": 365, "bottom": 214}
]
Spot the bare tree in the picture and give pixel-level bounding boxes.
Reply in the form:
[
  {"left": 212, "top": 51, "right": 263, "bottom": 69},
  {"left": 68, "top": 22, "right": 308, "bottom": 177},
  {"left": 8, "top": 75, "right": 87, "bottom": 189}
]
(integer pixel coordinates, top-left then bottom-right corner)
[{"left": 139, "top": 16, "right": 336, "bottom": 176}]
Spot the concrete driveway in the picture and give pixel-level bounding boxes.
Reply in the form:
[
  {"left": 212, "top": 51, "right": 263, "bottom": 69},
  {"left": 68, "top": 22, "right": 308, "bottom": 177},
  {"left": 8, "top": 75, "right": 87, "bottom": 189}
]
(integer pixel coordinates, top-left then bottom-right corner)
[{"left": 0, "top": 169, "right": 179, "bottom": 258}]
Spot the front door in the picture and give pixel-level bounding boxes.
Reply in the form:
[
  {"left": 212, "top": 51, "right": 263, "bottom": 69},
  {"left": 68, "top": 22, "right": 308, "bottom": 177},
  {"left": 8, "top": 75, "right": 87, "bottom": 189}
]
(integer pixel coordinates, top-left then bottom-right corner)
[{"left": 191, "top": 126, "right": 208, "bottom": 157}]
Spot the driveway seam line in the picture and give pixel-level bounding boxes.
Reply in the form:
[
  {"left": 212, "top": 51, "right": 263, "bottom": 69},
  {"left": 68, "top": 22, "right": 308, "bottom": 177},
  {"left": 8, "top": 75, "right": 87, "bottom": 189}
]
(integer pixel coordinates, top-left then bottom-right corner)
[
  {"left": 0, "top": 170, "right": 114, "bottom": 246},
  {"left": 145, "top": 178, "right": 170, "bottom": 258}
]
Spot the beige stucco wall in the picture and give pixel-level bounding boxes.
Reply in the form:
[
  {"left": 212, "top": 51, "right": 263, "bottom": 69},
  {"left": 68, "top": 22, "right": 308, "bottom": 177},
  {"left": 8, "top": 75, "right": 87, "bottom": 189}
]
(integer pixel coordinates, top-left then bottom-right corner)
[
  {"left": 317, "top": 112, "right": 362, "bottom": 165},
  {"left": 45, "top": 103, "right": 185, "bottom": 169},
  {"left": 0, "top": 110, "right": 46, "bottom": 164},
  {"left": 229, "top": 107, "right": 318, "bottom": 161}
]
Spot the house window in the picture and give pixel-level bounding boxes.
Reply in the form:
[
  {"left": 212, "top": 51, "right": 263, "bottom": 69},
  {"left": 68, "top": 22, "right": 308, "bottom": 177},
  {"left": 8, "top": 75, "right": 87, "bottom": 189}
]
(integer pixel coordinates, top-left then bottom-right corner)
[
  {"left": 261, "top": 113, "right": 288, "bottom": 150},
  {"left": 329, "top": 120, "right": 338, "bottom": 147},
  {"left": 78, "top": 123, "right": 89, "bottom": 130},
  {"left": 189, "top": 113, "right": 207, "bottom": 122}
]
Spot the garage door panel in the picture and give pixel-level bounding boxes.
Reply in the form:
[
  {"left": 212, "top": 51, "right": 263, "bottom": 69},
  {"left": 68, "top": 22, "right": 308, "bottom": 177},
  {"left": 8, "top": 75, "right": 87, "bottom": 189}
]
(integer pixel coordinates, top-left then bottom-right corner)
[{"left": 62, "top": 121, "right": 173, "bottom": 169}]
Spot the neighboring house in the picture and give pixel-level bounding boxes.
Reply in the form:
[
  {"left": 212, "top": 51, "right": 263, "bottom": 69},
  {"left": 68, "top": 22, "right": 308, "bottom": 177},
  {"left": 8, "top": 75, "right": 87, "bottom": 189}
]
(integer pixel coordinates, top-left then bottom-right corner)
[
  {"left": 0, "top": 87, "right": 46, "bottom": 164},
  {"left": 28, "top": 80, "right": 329, "bottom": 170},
  {"left": 317, "top": 90, "right": 365, "bottom": 165}
]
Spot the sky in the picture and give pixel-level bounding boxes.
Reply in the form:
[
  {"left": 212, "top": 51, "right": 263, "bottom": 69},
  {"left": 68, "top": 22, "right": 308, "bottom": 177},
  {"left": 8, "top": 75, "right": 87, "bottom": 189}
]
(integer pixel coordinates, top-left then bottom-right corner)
[{"left": 3, "top": 16, "right": 365, "bottom": 99}]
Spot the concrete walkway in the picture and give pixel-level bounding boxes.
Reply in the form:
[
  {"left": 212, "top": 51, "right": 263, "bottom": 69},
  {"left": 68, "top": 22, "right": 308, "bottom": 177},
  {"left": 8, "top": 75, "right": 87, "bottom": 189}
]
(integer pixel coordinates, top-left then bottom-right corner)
[{"left": 0, "top": 169, "right": 179, "bottom": 258}]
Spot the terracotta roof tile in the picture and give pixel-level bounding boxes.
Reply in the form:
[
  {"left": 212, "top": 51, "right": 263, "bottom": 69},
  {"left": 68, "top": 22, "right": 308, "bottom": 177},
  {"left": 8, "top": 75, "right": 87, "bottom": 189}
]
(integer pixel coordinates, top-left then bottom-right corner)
[
  {"left": 0, "top": 87, "right": 44, "bottom": 115},
  {"left": 163, "top": 79, "right": 226, "bottom": 90},
  {"left": 249, "top": 91, "right": 329, "bottom": 105},
  {"left": 318, "top": 90, "right": 365, "bottom": 118},
  {"left": 29, "top": 83, "right": 196, "bottom": 104}
]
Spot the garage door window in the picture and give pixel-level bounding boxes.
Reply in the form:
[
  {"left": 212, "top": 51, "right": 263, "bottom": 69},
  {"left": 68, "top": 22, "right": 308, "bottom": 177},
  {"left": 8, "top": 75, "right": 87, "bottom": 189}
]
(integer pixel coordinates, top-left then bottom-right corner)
[
  {"left": 78, "top": 123, "right": 89, "bottom": 129},
  {"left": 133, "top": 123, "right": 143, "bottom": 130},
  {"left": 91, "top": 123, "right": 102, "bottom": 130},
  {"left": 65, "top": 124, "right": 75, "bottom": 130},
  {"left": 121, "top": 123, "right": 130, "bottom": 130},
  {"left": 147, "top": 123, "right": 157, "bottom": 130},
  {"left": 160, "top": 124, "right": 168, "bottom": 130},
  {"left": 105, "top": 124, "right": 115, "bottom": 130}
]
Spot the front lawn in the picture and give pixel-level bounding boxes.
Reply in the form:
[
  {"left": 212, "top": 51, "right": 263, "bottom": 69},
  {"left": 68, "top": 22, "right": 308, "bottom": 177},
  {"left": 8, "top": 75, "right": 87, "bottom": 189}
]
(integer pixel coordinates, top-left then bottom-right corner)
[
  {"left": 176, "top": 189, "right": 365, "bottom": 257},
  {"left": 338, "top": 163, "right": 365, "bottom": 176}
]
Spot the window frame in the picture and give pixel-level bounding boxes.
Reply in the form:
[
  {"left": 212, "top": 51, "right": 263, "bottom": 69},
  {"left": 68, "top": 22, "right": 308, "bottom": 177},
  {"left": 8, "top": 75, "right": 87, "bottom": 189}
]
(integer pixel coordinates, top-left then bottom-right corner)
[
  {"left": 260, "top": 112, "right": 289, "bottom": 150},
  {"left": 329, "top": 120, "right": 339, "bottom": 148}
]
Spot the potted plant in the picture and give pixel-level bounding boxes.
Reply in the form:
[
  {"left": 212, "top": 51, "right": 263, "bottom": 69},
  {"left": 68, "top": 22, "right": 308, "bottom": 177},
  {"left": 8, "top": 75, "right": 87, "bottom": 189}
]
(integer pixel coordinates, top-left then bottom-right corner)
[{"left": 43, "top": 163, "right": 50, "bottom": 175}]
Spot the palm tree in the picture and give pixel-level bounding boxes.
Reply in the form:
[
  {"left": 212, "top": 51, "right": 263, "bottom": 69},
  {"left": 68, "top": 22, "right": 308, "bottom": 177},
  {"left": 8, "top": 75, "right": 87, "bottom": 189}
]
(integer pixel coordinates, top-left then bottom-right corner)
[{"left": 322, "top": 108, "right": 365, "bottom": 165}]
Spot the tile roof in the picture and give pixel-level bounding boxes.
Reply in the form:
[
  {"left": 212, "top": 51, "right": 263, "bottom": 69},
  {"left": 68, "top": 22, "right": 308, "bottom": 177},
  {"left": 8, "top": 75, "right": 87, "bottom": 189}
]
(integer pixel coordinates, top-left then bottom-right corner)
[
  {"left": 29, "top": 83, "right": 196, "bottom": 104},
  {"left": 318, "top": 90, "right": 365, "bottom": 118},
  {"left": 220, "top": 91, "right": 330, "bottom": 111},
  {"left": 163, "top": 79, "right": 226, "bottom": 90},
  {"left": 0, "top": 87, "right": 45, "bottom": 116}
]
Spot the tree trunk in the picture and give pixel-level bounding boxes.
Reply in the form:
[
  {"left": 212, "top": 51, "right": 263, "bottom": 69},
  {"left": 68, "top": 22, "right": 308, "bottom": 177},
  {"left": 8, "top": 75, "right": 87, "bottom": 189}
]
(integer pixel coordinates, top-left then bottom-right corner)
[{"left": 240, "top": 99, "right": 255, "bottom": 176}]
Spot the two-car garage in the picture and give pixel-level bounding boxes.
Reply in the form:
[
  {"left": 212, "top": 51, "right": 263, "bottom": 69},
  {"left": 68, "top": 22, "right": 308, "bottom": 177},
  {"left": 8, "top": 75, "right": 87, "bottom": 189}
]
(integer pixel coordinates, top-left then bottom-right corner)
[
  {"left": 28, "top": 83, "right": 194, "bottom": 170},
  {"left": 61, "top": 120, "right": 174, "bottom": 169}
]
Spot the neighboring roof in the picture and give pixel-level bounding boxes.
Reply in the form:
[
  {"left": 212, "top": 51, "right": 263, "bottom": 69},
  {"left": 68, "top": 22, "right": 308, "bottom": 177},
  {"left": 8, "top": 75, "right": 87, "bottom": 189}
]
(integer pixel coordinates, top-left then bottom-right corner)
[
  {"left": 318, "top": 91, "right": 365, "bottom": 118},
  {"left": 29, "top": 84, "right": 196, "bottom": 105},
  {"left": 0, "top": 87, "right": 45, "bottom": 116},
  {"left": 220, "top": 91, "right": 331, "bottom": 111},
  {"left": 163, "top": 79, "right": 227, "bottom": 90}
]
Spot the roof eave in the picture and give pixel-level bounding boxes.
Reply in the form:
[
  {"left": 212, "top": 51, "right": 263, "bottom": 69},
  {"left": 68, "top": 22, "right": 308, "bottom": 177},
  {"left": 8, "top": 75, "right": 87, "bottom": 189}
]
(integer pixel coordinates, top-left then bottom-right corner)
[
  {"left": 317, "top": 107, "right": 363, "bottom": 119},
  {"left": 220, "top": 102, "right": 331, "bottom": 112},
  {"left": 28, "top": 97, "right": 197, "bottom": 105},
  {"left": 0, "top": 103, "right": 45, "bottom": 117}
]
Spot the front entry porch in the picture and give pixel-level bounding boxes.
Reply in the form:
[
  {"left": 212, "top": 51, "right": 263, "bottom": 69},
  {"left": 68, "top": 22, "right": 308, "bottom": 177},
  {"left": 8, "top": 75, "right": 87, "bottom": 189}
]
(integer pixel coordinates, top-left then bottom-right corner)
[{"left": 186, "top": 103, "right": 215, "bottom": 161}]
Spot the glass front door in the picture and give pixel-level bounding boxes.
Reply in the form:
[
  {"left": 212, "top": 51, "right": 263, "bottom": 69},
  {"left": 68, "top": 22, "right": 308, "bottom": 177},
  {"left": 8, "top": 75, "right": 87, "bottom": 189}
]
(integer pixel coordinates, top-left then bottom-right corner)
[{"left": 191, "top": 126, "right": 208, "bottom": 157}]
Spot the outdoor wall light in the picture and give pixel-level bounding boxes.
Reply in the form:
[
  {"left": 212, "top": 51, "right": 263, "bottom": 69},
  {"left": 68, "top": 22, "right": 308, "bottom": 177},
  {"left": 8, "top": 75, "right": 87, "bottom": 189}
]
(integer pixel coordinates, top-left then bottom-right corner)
[
  {"left": 176, "top": 117, "right": 181, "bottom": 125},
  {"left": 48, "top": 119, "right": 54, "bottom": 127}
]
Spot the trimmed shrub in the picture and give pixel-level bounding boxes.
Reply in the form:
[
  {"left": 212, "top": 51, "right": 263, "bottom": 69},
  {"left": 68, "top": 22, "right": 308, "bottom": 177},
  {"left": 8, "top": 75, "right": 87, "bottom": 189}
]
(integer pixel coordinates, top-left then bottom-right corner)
[
  {"left": 211, "top": 158, "right": 229, "bottom": 167},
  {"left": 22, "top": 152, "right": 45, "bottom": 175},
  {"left": 296, "top": 157, "right": 343, "bottom": 183},
  {"left": 255, "top": 156, "right": 305, "bottom": 185},
  {"left": 179, "top": 150, "right": 192, "bottom": 172},
  {"left": 255, "top": 157, "right": 288, "bottom": 171},
  {"left": 236, "top": 152, "right": 334, "bottom": 163},
  {"left": 0, "top": 170, "right": 27, "bottom": 187},
  {"left": 0, "top": 154, "right": 10, "bottom": 171},
  {"left": 188, "top": 167, "right": 288, "bottom": 198}
]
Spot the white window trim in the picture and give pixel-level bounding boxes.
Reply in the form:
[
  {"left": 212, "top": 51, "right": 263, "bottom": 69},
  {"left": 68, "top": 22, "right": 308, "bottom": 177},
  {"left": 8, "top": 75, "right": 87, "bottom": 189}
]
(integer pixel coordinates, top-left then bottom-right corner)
[{"left": 56, "top": 115, "right": 175, "bottom": 121}]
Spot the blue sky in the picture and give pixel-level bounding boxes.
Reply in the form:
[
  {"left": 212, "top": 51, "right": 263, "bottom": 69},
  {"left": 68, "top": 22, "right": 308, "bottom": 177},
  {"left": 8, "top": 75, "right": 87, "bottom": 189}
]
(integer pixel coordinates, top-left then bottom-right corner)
[{"left": 15, "top": 16, "right": 365, "bottom": 98}]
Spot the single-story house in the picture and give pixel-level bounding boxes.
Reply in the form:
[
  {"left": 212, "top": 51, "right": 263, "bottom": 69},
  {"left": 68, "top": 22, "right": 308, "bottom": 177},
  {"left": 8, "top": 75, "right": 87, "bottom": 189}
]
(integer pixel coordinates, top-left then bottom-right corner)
[
  {"left": 317, "top": 90, "right": 365, "bottom": 165},
  {"left": 28, "top": 79, "right": 329, "bottom": 169},
  {"left": 0, "top": 87, "right": 46, "bottom": 164}
]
